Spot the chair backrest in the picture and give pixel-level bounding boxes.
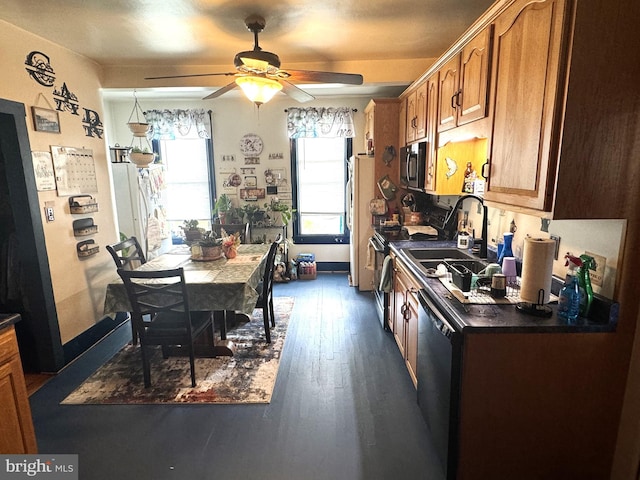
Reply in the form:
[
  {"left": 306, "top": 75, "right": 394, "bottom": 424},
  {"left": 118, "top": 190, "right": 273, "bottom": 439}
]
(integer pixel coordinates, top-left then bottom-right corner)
[
  {"left": 107, "top": 236, "right": 146, "bottom": 270},
  {"left": 263, "top": 234, "right": 282, "bottom": 289},
  {"left": 213, "top": 223, "right": 250, "bottom": 244},
  {"left": 117, "top": 267, "right": 193, "bottom": 338}
]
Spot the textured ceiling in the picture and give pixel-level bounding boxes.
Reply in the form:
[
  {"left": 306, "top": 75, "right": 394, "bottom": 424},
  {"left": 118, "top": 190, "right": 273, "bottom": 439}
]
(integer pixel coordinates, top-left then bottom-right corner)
[{"left": 1, "top": 0, "right": 496, "bottom": 97}]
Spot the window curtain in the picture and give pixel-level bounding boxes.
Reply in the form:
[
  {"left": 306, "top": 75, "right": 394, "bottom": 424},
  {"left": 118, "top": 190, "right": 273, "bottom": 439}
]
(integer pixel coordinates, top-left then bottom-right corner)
[
  {"left": 144, "top": 109, "right": 210, "bottom": 140},
  {"left": 286, "top": 107, "right": 355, "bottom": 138}
]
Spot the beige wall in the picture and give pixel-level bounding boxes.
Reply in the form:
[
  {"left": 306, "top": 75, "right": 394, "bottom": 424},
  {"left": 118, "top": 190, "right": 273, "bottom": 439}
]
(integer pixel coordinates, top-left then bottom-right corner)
[{"left": 0, "top": 20, "right": 119, "bottom": 343}]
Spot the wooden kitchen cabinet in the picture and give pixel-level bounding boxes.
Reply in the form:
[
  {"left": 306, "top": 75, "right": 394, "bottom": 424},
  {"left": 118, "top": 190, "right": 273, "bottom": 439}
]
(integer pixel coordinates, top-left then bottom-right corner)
[
  {"left": 483, "top": 0, "right": 634, "bottom": 219},
  {"left": 391, "top": 255, "right": 419, "bottom": 387},
  {"left": 423, "top": 73, "right": 439, "bottom": 193},
  {"left": 437, "top": 27, "right": 492, "bottom": 133},
  {"left": 484, "top": 0, "right": 568, "bottom": 212},
  {"left": 405, "top": 81, "right": 428, "bottom": 144},
  {"left": 0, "top": 322, "right": 37, "bottom": 454}
]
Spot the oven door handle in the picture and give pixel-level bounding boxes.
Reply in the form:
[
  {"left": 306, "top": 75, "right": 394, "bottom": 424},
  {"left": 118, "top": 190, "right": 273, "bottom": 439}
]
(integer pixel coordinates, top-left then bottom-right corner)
[{"left": 369, "top": 237, "right": 385, "bottom": 253}]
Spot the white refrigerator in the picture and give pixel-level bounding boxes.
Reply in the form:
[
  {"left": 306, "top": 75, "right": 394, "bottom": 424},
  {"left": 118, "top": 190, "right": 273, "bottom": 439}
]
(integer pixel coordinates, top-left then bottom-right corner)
[
  {"left": 347, "top": 155, "right": 375, "bottom": 291},
  {"left": 111, "top": 163, "right": 171, "bottom": 260}
]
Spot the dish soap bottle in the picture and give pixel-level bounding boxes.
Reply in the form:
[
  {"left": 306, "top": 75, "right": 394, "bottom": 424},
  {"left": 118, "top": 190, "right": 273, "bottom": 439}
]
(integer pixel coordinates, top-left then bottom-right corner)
[
  {"left": 558, "top": 254, "right": 582, "bottom": 321},
  {"left": 578, "top": 254, "right": 595, "bottom": 318}
]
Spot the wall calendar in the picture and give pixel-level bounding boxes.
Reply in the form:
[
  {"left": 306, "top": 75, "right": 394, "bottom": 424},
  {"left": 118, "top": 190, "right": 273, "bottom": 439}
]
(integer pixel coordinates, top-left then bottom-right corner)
[{"left": 51, "top": 146, "right": 98, "bottom": 196}]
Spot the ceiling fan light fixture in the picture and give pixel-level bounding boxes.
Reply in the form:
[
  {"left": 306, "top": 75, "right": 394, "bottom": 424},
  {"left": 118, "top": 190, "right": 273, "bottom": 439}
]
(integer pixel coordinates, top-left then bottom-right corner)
[{"left": 235, "top": 76, "right": 282, "bottom": 106}]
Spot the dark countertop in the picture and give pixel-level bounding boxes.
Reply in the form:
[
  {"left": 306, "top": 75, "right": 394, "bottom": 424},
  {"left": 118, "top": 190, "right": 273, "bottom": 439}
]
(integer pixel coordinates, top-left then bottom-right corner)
[
  {"left": 0, "top": 313, "right": 22, "bottom": 331},
  {"left": 389, "top": 241, "right": 618, "bottom": 334}
]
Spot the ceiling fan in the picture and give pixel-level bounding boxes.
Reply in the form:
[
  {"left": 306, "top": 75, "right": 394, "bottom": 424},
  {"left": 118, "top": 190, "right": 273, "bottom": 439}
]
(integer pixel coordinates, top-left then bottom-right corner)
[{"left": 145, "top": 15, "right": 364, "bottom": 105}]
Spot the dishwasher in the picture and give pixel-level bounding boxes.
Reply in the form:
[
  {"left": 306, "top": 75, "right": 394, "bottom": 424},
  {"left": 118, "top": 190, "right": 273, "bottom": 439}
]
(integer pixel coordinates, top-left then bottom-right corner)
[{"left": 417, "top": 290, "right": 463, "bottom": 480}]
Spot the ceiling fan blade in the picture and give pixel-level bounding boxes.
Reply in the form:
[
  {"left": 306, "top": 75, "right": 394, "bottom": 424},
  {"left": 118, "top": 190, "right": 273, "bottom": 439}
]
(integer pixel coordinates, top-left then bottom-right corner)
[
  {"left": 280, "top": 80, "right": 315, "bottom": 103},
  {"left": 285, "top": 70, "right": 363, "bottom": 85},
  {"left": 145, "top": 72, "right": 236, "bottom": 80},
  {"left": 203, "top": 81, "right": 238, "bottom": 100}
]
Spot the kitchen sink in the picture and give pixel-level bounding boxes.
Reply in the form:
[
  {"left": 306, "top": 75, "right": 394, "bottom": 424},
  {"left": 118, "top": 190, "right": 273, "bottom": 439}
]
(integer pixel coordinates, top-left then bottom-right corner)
[
  {"left": 405, "top": 248, "right": 476, "bottom": 261},
  {"left": 419, "top": 259, "right": 488, "bottom": 274}
]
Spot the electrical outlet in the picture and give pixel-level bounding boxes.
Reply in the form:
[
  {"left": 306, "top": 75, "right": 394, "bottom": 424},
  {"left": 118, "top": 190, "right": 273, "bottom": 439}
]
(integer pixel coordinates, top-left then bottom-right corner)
[
  {"left": 550, "top": 234, "right": 561, "bottom": 260},
  {"left": 44, "top": 207, "right": 55, "bottom": 222}
]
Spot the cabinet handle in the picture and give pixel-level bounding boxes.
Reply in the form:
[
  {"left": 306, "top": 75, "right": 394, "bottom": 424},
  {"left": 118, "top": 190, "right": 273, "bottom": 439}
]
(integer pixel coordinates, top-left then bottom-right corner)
[
  {"left": 482, "top": 161, "right": 490, "bottom": 179},
  {"left": 451, "top": 94, "right": 457, "bottom": 109},
  {"left": 456, "top": 90, "right": 462, "bottom": 107}
]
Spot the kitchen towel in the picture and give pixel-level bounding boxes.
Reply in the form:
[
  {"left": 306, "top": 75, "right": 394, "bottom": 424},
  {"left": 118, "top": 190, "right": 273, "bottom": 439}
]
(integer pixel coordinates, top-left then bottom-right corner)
[{"left": 520, "top": 237, "right": 556, "bottom": 304}]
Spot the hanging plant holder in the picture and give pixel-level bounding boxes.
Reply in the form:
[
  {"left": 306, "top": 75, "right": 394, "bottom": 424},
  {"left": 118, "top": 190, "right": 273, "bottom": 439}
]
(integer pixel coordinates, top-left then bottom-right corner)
[
  {"left": 127, "top": 91, "right": 149, "bottom": 136},
  {"left": 129, "top": 134, "right": 155, "bottom": 168}
]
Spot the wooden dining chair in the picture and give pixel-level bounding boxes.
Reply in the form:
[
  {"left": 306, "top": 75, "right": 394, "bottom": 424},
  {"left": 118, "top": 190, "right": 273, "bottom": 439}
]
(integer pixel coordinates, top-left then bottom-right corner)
[
  {"left": 107, "top": 236, "right": 148, "bottom": 344},
  {"left": 106, "top": 236, "right": 146, "bottom": 270},
  {"left": 255, "top": 235, "right": 282, "bottom": 343},
  {"left": 212, "top": 223, "right": 250, "bottom": 243},
  {"left": 117, "top": 267, "right": 214, "bottom": 388}
]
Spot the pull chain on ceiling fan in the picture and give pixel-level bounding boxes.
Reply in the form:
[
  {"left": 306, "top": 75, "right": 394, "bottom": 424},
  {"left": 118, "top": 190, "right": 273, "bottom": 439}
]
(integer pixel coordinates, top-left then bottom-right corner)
[{"left": 145, "top": 15, "right": 364, "bottom": 106}]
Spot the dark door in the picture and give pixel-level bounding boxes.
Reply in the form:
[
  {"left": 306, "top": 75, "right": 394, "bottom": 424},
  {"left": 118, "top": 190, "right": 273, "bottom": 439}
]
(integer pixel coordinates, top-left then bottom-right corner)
[{"left": 0, "top": 98, "right": 64, "bottom": 372}]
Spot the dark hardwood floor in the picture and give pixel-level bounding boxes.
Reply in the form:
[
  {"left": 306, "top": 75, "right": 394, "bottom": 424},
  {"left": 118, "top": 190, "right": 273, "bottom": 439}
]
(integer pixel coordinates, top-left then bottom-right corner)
[{"left": 29, "top": 273, "right": 445, "bottom": 480}]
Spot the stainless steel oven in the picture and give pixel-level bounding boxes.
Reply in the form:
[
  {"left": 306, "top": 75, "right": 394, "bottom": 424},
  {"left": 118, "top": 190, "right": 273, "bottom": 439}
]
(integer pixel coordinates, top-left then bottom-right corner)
[{"left": 369, "top": 232, "right": 389, "bottom": 330}]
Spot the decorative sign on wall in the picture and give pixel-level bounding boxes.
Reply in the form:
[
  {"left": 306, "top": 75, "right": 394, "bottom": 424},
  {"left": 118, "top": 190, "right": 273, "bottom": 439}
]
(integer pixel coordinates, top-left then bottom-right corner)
[
  {"left": 24, "top": 51, "right": 56, "bottom": 87},
  {"left": 221, "top": 154, "right": 236, "bottom": 162},
  {"left": 53, "top": 82, "right": 80, "bottom": 115},
  {"left": 240, "top": 188, "right": 266, "bottom": 201},
  {"left": 51, "top": 146, "right": 98, "bottom": 196},
  {"left": 244, "top": 156, "right": 260, "bottom": 165},
  {"left": 268, "top": 153, "right": 284, "bottom": 160},
  {"left": 81, "top": 107, "right": 104, "bottom": 138},
  {"left": 31, "top": 151, "right": 56, "bottom": 191},
  {"left": 31, "top": 107, "right": 61, "bottom": 133},
  {"left": 244, "top": 175, "right": 257, "bottom": 188}
]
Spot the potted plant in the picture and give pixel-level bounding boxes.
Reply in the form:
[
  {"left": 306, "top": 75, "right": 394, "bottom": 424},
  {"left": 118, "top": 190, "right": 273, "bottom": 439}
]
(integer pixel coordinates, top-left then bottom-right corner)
[
  {"left": 129, "top": 146, "right": 155, "bottom": 167},
  {"left": 240, "top": 204, "right": 262, "bottom": 226},
  {"left": 180, "top": 219, "right": 204, "bottom": 243},
  {"left": 196, "top": 230, "right": 223, "bottom": 260},
  {"left": 264, "top": 198, "right": 295, "bottom": 226},
  {"left": 214, "top": 194, "right": 233, "bottom": 224}
]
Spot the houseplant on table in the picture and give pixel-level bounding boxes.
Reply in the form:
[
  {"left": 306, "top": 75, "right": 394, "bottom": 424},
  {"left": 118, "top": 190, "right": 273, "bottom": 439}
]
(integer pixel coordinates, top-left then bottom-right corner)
[{"left": 193, "top": 230, "right": 223, "bottom": 261}]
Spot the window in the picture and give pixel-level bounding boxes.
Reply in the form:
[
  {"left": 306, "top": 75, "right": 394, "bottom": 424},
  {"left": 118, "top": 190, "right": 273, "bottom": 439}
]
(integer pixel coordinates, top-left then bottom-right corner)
[
  {"left": 156, "top": 137, "right": 215, "bottom": 241},
  {"left": 290, "top": 137, "right": 352, "bottom": 244}
]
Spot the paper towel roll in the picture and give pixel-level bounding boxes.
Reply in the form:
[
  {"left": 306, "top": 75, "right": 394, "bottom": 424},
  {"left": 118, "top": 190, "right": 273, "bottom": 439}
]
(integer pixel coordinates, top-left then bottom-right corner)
[{"left": 520, "top": 237, "right": 556, "bottom": 304}]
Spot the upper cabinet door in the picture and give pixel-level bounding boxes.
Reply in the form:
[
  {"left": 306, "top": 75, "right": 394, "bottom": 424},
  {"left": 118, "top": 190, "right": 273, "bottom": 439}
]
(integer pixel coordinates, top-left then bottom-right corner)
[
  {"left": 437, "top": 56, "right": 460, "bottom": 132},
  {"left": 415, "top": 81, "right": 428, "bottom": 139},
  {"left": 437, "top": 26, "right": 492, "bottom": 133},
  {"left": 485, "top": 0, "right": 568, "bottom": 210},
  {"left": 457, "top": 26, "right": 493, "bottom": 126}
]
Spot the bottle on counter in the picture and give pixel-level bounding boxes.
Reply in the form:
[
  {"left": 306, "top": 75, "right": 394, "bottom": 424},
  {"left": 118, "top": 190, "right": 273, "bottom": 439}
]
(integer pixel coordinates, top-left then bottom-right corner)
[
  {"left": 558, "top": 254, "right": 582, "bottom": 321},
  {"left": 578, "top": 254, "right": 595, "bottom": 317}
]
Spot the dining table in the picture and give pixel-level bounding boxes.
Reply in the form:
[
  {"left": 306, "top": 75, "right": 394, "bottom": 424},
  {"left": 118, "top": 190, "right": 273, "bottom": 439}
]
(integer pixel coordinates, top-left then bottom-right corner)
[{"left": 104, "top": 243, "right": 270, "bottom": 356}]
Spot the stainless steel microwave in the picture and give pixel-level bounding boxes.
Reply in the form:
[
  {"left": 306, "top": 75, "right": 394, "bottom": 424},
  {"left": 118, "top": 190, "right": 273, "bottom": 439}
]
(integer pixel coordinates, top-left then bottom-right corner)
[{"left": 400, "top": 141, "right": 427, "bottom": 190}]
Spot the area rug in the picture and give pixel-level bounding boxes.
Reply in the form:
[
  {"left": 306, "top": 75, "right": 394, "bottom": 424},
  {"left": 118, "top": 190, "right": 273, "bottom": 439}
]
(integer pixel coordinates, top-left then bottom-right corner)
[{"left": 61, "top": 297, "right": 293, "bottom": 405}]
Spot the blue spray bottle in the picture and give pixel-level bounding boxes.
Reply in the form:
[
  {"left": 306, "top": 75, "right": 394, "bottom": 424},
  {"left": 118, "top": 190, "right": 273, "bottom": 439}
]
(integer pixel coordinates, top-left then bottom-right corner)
[{"left": 557, "top": 254, "right": 582, "bottom": 321}]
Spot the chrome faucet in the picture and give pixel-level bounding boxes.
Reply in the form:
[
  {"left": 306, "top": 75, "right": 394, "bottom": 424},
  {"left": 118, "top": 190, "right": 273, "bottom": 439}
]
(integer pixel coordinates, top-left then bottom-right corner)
[{"left": 443, "top": 194, "right": 488, "bottom": 258}]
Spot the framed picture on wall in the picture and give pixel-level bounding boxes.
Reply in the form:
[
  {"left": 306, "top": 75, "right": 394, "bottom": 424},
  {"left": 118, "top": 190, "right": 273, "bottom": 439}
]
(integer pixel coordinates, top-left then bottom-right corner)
[{"left": 31, "top": 107, "right": 61, "bottom": 133}]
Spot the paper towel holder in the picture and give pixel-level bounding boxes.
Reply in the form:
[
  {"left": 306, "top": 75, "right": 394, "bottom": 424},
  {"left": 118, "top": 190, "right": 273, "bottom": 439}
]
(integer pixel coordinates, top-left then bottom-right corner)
[{"left": 516, "top": 288, "right": 553, "bottom": 318}]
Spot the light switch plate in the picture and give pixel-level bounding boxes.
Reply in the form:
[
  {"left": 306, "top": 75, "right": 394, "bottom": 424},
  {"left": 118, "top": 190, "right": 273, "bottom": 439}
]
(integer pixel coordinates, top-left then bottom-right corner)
[{"left": 45, "top": 206, "right": 55, "bottom": 222}]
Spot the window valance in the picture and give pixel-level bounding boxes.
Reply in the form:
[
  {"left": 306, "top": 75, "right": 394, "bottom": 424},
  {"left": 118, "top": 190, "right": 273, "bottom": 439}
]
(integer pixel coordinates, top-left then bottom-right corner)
[
  {"left": 144, "top": 109, "right": 210, "bottom": 140},
  {"left": 286, "top": 107, "right": 355, "bottom": 139}
]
